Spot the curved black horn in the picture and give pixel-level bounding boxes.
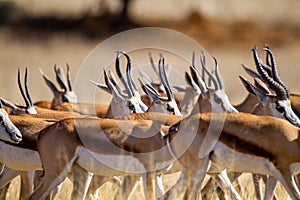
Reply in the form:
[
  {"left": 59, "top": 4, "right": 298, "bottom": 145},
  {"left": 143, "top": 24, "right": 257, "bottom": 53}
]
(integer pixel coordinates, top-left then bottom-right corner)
[
  {"left": 213, "top": 56, "right": 223, "bottom": 90},
  {"left": 158, "top": 56, "right": 173, "bottom": 101},
  {"left": 18, "top": 68, "right": 31, "bottom": 108},
  {"left": 200, "top": 53, "right": 218, "bottom": 90},
  {"left": 54, "top": 65, "right": 68, "bottom": 92},
  {"left": 120, "top": 51, "right": 138, "bottom": 93},
  {"left": 263, "top": 47, "right": 290, "bottom": 98},
  {"left": 149, "top": 52, "right": 160, "bottom": 77},
  {"left": 115, "top": 51, "right": 133, "bottom": 97},
  {"left": 66, "top": 63, "right": 73, "bottom": 91},
  {"left": 24, "top": 68, "right": 33, "bottom": 107},
  {"left": 252, "top": 47, "right": 287, "bottom": 100},
  {"left": 264, "top": 44, "right": 272, "bottom": 67},
  {"left": 192, "top": 51, "right": 195, "bottom": 68},
  {"left": 200, "top": 51, "right": 206, "bottom": 82}
]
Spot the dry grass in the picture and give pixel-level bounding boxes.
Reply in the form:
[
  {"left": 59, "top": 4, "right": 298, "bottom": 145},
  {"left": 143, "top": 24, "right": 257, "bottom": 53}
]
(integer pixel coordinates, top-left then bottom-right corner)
[{"left": 4, "top": 172, "right": 292, "bottom": 199}]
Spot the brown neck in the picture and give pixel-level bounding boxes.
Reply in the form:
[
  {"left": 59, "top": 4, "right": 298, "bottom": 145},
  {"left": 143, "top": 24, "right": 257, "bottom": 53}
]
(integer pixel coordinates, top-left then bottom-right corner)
[{"left": 234, "top": 94, "right": 259, "bottom": 113}]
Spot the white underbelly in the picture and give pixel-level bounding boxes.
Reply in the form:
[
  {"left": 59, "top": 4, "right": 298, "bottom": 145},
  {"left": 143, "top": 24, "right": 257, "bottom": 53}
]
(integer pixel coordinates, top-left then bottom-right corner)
[
  {"left": 76, "top": 146, "right": 147, "bottom": 176},
  {"left": 0, "top": 141, "right": 41, "bottom": 171},
  {"left": 209, "top": 142, "right": 273, "bottom": 175}
]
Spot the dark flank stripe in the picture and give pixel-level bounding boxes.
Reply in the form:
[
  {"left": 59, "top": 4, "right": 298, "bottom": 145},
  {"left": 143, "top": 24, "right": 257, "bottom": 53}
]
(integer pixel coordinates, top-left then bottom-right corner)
[
  {"left": 219, "top": 131, "right": 274, "bottom": 161},
  {"left": 3, "top": 137, "right": 37, "bottom": 151}
]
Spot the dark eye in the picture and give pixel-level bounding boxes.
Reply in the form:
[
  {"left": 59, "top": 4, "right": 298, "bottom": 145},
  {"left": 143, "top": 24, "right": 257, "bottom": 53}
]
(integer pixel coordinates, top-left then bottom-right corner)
[
  {"left": 62, "top": 95, "right": 69, "bottom": 102},
  {"left": 276, "top": 105, "right": 285, "bottom": 113},
  {"left": 214, "top": 97, "right": 222, "bottom": 104},
  {"left": 128, "top": 103, "right": 135, "bottom": 112},
  {"left": 276, "top": 102, "right": 285, "bottom": 113},
  {"left": 169, "top": 123, "right": 179, "bottom": 133},
  {"left": 167, "top": 104, "right": 174, "bottom": 113}
]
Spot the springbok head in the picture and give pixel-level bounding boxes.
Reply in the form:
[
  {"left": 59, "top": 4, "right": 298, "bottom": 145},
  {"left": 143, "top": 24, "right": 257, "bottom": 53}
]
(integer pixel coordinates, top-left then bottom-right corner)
[
  {"left": 1, "top": 68, "right": 37, "bottom": 115},
  {"left": 90, "top": 52, "right": 148, "bottom": 118},
  {"left": 119, "top": 51, "right": 149, "bottom": 112},
  {"left": 189, "top": 52, "right": 238, "bottom": 114},
  {"left": 140, "top": 55, "right": 181, "bottom": 116},
  {"left": 249, "top": 46, "right": 300, "bottom": 127},
  {"left": 0, "top": 101, "right": 22, "bottom": 143},
  {"left": 40, "top": 64, "right": 77, "bottom": 108}
]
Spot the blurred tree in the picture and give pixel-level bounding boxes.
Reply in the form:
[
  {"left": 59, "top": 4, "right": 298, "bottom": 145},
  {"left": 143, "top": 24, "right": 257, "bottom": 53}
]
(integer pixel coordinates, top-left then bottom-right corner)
[{"left": 113, "top": 0, "right": 136, "bottom": 29}]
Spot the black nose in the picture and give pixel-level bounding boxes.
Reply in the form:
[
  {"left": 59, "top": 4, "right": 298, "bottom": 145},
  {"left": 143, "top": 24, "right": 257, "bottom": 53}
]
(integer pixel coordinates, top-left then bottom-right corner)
[{"left": 14, "top": 132, "right": 22, "bottom": 142}]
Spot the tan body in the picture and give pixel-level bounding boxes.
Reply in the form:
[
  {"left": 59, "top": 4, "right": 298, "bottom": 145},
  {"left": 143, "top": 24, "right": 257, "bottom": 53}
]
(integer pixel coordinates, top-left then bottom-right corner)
[
  {"left": 164, "top": 112, "right": 300, "bottom": 200},
  {"left": 27, "top": 112, "right": 300, "bottom": 200},
  {"left": 30, "top": 118, "right": 174, "bottom": 200},
  {"left": 0, "top": 115, "right": 54, "bottom": 199},
  {"left": 234, "top": 94, "right": 259, "bottom": 113},
  {"left": 53, "top": 102, "right": 109, "bottom": 118}
]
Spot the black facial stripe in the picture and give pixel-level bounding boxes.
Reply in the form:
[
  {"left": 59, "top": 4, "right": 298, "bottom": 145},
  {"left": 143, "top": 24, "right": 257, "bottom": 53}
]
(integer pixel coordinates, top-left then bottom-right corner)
[{"left": 3, "top": 122, "right": 13, "bottom": 139}]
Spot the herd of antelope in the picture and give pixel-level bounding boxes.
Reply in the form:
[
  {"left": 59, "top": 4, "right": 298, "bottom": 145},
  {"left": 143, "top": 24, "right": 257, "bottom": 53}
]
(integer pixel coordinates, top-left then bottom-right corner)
[{"left": 0, "top": 45, "right": 299, "bottom": 200}]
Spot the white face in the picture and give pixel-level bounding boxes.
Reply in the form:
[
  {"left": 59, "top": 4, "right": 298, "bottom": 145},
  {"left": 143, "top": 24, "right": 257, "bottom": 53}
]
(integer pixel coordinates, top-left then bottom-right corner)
[
  {"left": 53, "top": 91, "right": 78, "bottom": 106},
  {"left": 274, "top": 100, "right": 300, "bottom": 127},
  {"left": 210, "top": 90, "right": 238, "bottom": 113},
  {"left": 148, "top": 98, "right": 182, "bottom": 116},
  {"left": 0, "top": 108, "right": 22, "bottom": 143},
  {"left": 110, "top": 97, "right": 145, "bottom": 117}
]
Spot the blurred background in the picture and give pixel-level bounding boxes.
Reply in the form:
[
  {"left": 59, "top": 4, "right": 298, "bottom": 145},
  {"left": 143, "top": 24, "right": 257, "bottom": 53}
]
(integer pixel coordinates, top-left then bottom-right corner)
[{"left": 0, "top": 0, "right": 300, "bottom": 104}]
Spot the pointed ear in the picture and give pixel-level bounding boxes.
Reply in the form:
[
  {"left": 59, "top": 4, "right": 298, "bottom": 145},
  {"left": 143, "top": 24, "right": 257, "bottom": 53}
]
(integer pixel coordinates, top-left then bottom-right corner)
[
  {"left": 239, "top": 76, "right": 268, "bottom": 102},
  {"left": 54, "top": 65, "right": 68, "bottom": 92},
  {"left": 0, "top": 98, "right": 18, "bottom": 112},
  {"left": 89, "top": 80, "right": 112, "bottom": 94},
  {"left": 239, "top": 75, "right": 256, "bottom": 95},
  {"left": 104, "top": 70, "right": 125, "bottom": 103},
  {"left": 241, "top": 63, "right": 261, "bottom": 79},
  {"left": 185, "top": 71, "right": 201, "bottom": 94},
  {"left": 142, "top": 84, "right": 163, "bottom": 103},
  {"left": 189, "top": 66, "right": 207, "bottom": 93},
  {"left": 39, "top": 68, "right": 59, "bottom": 95},
  {"left": 254, "top": 78, "right": 273, "bottom": 95}
]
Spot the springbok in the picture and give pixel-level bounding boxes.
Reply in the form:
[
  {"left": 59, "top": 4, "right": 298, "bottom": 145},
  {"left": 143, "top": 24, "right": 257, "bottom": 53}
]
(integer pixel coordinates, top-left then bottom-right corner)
[
  {"left": 47, "top": 52, "right": 236, "bottom": 199},
  {"left": 237, "top": 45, "right": 300, "bottom": 117},
  {"left": 162, "top": 109, "right": 300, "bottom": 200},
  {"left": 0, "top": 68, "right": 84, "bottom": 200},
  {"left": 201, "top": 46, "right": 300, "bottom": 200},
  {"left": 34, "top": 64, "right": 78, "bottom": 109},
  {"left": 0, "top": 60, "right": 150, "bottom": 199},
  {"left": 0, "top": 101, "right": 22, "bottom": 144},
  {"left": 140, "top": 55, "right": 181, "bottom": 116},
  {"left": 27, "top": 106, "right": 300, "bottom": 200}
]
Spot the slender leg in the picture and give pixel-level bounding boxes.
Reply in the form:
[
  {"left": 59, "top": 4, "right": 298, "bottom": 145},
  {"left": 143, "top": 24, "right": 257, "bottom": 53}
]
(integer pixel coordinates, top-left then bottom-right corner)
[
  {"left": 114, "top": 176, "right": 140, "bottom": 200},
  {"left": 0, "top": 167, "right": 19, "bottom": 200},
  {"left": 252, "top": 173, "right": 263, "bottom": 200},
  {"left": 264, "top": 176, "right": 278, "bottom": 200},
  {"left": 163, "top": 171, "right": 187, "bottom": 200},
  {"left": 271, "top": 166, "right": 300, "bottom": 200},
  {"left": 145, "top": 173, "right": 156, "bottom": 200},
  {"left": 0, "top": 184, "right": 9, "bottom": 200},
  {"left": 70, "top": 163, "right": 94, "bottom": 200},
  {"left": 188, "top": 157, "right": 210, "bottom": 200},
  {"left": 0, "top": 167, "right": 19, "bottom": 188},
  {"left": 86, "top": 175, "right": 113, "bottom": 200},
  {"left": 201, "top": 177, "right": 218, "bottom": 200},
  {"left": 155, "top": 174, "right": 165, "bottom": 198},
  {"left": 214, "top": 170, "right": 242, "bottom": 200},
  {"left": 19, "top": 171, "right": 35, "bottom": 200}
]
